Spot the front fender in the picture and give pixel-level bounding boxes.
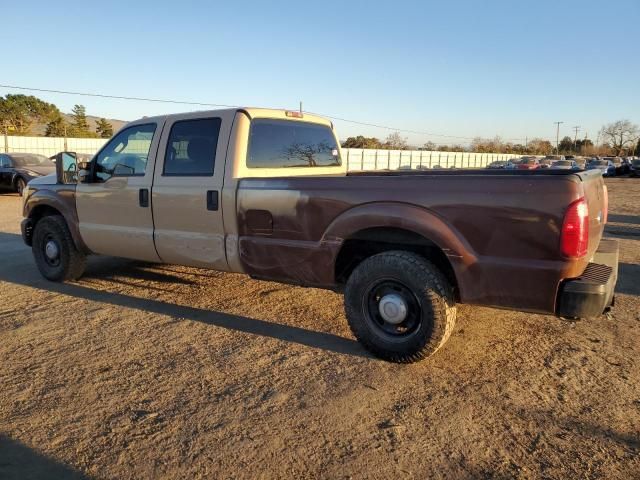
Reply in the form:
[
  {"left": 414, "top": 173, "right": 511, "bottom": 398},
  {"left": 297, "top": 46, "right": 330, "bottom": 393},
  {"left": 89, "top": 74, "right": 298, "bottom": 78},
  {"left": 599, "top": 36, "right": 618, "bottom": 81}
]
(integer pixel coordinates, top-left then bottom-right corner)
[{"left": 24, "top": 186, "right": 89, "bottom": 254}]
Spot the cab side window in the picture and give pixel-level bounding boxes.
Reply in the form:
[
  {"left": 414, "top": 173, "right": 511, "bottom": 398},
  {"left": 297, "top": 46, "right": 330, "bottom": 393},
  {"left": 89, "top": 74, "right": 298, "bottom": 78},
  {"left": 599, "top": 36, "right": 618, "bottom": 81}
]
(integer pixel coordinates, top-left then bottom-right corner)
[
  {"left": 0, "top": 155, "right": 10, "bottom": 167},
  {"left": 94, "top": 123, "right": 156, "bottom": 181},
  {"left": 163, "top": 118, "right": 221, "bottom": 176}
]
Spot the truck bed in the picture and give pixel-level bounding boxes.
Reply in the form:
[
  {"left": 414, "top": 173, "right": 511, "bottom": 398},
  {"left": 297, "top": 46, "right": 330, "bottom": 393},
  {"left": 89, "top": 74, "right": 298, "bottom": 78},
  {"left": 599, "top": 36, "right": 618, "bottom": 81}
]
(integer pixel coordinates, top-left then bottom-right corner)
[{"left": 236, "top": 168, "right": 607, "bottom": 314}]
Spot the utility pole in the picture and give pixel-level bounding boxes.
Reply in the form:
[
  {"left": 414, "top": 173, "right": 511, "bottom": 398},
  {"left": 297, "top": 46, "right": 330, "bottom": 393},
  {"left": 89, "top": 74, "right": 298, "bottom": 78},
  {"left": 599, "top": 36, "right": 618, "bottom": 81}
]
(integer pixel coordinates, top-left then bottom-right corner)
[
  {"left": 554, "top": 121, "right": 564, "bottom": 154},
  {"left": 572, "top": 125, "right": 580, "bottom": 153}
]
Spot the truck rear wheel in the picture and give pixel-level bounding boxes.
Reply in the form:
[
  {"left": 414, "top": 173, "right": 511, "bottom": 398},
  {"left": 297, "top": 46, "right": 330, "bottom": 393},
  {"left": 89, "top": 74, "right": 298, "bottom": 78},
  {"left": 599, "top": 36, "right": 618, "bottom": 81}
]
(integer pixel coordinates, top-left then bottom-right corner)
[
  {"left": 344, "top": 251, "right": 456, "bottom": 363},
  {"left": 32, "top": 215, "right": 86, "bottom": 282}
]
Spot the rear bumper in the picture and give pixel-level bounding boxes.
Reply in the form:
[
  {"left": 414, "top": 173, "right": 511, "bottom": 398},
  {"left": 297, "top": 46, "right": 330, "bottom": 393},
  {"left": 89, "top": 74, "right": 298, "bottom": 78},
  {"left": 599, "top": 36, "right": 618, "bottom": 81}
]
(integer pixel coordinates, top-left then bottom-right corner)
[{"left": 556, "top": 239, "right": 619, "bottom": 318}]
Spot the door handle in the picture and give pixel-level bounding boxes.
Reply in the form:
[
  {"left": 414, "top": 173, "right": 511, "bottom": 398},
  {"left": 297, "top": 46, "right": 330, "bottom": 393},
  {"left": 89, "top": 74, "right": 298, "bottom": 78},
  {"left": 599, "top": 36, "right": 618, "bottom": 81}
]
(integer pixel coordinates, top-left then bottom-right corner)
[
  {"left": 139, "top": 188, "right": 149, "bottom": 208},
  {"left": 206, "top": 190, "right": 218, "bottom": 211}
]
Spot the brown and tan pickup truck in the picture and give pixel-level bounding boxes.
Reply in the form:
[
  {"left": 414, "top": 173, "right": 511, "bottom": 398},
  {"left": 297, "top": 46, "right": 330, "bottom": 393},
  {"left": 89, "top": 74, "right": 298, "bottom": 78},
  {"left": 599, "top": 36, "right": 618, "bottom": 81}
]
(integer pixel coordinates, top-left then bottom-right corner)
[{"left": 20, "top": 108, "right": 619, "bottom": 362}]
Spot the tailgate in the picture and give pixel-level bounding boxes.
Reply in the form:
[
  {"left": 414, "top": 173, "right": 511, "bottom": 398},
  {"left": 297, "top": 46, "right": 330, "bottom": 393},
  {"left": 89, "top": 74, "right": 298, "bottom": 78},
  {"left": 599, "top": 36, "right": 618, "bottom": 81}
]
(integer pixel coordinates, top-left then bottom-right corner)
[{"left": 575, "top": 170, "right": 606, "bottom": 259}]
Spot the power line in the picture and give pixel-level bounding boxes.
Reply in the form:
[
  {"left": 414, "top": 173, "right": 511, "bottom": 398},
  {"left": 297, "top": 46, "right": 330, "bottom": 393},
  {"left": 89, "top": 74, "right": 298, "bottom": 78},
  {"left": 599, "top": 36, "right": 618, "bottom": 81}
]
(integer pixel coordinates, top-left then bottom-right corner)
[{"left": 0, "top": 83, "right": 530, "bottom": 142}]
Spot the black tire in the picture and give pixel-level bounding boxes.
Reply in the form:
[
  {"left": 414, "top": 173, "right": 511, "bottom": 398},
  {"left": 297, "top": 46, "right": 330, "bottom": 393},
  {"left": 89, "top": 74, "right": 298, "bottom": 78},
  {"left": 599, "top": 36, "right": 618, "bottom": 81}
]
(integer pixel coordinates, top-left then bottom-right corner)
[
  {"left": 15, "top": 177, "right": 26, "bottom": 195},
  {"left": 32, "top": 215, "right": 86, "bottom": 281},
  {"left": 344, "top": 251, "right": 456, "bottom": 363}
]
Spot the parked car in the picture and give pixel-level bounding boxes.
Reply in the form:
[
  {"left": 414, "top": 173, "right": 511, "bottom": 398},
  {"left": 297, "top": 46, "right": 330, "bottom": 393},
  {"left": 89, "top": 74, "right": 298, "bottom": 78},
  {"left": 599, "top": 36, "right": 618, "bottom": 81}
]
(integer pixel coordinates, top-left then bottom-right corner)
[
  {"left": 550, "top": 160, "right": 580, "bottom": 170},
  {"left": 486, "top": 160, "right": 508, "bottom": 169},
  {"left": 504, "top": 159, "right": 521, "bottom": 169},
  {"left": 620, "top": 158, "right": 633, "bottom": 175},
  {"left": 517, "top": 156, "right": 540, "bottom": 170},
  {"left": 21, "top": 107, "right": 618, "bottom": 363},
  {"left": 586, "top": 159, "right": 616, "bottom": 177},
  {"left": 573, "top": 157, "right": 588, "bottom": 170},
  {"left": 604, "top": 157, "right": 626, "bottom": 175},
  {"left": 540, "top": 155, "right": 564, "bottom": 169},
  {"left": 0, "top": 152, "right": 56, "bottom": 194},
  {"left": 629, "top": 159, "right": 640, "bottom": 177}
]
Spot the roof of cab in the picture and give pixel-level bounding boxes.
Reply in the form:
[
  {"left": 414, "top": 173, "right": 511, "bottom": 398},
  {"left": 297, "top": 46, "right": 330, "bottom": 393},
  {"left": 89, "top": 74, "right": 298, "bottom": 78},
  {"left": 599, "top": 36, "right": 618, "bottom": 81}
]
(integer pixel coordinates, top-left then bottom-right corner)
[{"left": 127, "top": 108, "right": 332, "bottom": 128}]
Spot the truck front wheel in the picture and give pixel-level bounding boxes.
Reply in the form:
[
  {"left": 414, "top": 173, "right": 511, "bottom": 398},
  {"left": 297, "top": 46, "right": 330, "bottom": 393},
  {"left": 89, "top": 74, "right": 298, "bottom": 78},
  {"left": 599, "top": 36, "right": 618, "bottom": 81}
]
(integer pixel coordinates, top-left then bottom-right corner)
[
  {"left": 32, "top": 215, "right": 87, "bottom": 282},
  {"left": 344, "top": 251, "right": 456, "bottom": 363}
]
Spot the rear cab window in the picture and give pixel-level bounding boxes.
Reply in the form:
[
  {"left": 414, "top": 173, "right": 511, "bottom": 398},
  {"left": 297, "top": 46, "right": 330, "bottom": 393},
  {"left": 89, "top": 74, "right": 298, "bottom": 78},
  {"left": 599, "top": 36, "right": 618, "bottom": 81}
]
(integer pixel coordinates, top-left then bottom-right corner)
[{"left": 247, "top": 119, "right": 341, "bottom": 168}]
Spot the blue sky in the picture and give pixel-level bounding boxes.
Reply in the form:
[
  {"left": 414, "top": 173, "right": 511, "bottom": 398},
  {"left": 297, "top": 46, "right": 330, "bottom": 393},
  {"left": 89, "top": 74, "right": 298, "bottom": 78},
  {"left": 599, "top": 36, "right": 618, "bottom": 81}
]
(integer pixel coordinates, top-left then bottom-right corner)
[{"left": 1, "top": 0, "right": 639, "bottom": 146}]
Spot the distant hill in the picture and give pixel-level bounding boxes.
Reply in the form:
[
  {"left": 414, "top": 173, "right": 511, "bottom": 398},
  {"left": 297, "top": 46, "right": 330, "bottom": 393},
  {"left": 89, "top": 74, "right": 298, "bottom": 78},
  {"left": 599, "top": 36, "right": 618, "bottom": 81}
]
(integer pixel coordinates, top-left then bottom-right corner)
[{"left": 30, "top": 115, "right": 127, "bottom": 137}]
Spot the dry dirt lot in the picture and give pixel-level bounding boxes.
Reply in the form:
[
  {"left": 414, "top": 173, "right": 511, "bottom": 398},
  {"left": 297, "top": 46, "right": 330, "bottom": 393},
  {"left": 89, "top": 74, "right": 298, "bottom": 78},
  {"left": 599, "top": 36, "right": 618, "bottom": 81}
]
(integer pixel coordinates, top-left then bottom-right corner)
[{"left": 0, "top": 178, "right": 639, "bottom": 479}]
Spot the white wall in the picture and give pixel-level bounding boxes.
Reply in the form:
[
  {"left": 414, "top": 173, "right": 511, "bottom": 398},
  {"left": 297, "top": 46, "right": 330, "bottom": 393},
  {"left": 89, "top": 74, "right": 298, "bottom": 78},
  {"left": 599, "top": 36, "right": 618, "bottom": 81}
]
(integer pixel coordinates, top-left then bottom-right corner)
[
  {"left": 343, "top": 148, "right": 520, "bottom": 170},
  {"left": 3, "top": 135, "right": 107, "bottom": 157}
]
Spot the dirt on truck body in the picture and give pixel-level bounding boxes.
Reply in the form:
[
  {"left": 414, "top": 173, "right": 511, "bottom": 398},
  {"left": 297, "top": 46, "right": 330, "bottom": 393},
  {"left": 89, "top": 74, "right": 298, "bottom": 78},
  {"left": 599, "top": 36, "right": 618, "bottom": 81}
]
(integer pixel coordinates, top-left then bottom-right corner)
[{"left": 20, "top": 107, "right": 618, "bottom": 362}]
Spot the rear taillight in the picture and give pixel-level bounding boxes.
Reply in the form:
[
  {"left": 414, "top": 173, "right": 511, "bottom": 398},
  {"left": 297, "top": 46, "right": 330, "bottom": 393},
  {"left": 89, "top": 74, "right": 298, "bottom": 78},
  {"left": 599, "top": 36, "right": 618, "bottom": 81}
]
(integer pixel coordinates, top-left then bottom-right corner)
[
  {"left": 560, "top": 198, "right": 589, "bottom": 258},
  {"left": 602, "top": 184, "right": 608, "bottom": 225}
]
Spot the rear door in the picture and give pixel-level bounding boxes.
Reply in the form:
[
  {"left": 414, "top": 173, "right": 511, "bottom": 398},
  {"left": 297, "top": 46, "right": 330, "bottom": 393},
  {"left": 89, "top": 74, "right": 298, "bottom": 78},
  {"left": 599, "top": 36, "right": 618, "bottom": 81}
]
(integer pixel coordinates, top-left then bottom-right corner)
[{"left": 151, "top": 111, "right": 233, "bottom": 269}]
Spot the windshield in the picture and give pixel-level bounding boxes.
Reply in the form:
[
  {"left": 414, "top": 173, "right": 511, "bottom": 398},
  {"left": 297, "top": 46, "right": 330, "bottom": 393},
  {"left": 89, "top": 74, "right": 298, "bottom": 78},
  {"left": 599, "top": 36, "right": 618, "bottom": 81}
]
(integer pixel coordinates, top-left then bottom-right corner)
[
  {"left": 9, "top": 153, "right": 54, "bottom": 167},
  {"left": 633, "top": 160, "right": 640, "bottom": 167},
  {"left": 554, "top": 161, "right": 571, "bottom": 166},
  {"left": 521, "top": 158, "right": 537, "bottom": 165},
  {"left": 591, "top": 160, "right": 609, "bottom": 166}
]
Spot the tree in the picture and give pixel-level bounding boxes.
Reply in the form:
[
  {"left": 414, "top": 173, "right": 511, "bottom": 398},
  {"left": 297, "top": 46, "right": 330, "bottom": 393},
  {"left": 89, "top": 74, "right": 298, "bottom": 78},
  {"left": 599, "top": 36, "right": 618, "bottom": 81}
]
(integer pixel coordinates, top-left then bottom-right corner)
[
  {"left": 575, "top": 138, "right": 594, "bottom": 154},
  {"left": 527, "top": 138, "right": 553, "bottom": 155},
  {"left": 95, "top": 117, "right": 113, "bottom": 138},
  {"left": 69, "top": 104, "right": 92, "bottom": 137},
  {"left": 384, "top": 131, "right": 408, "bottom": 150},
  {"left": 599, "top": 120, "right": 640, "bottom": 155},
  {"left": 341, "top": 135, "right": 382, "bottom": 149},
  {"left": 284, "top": 141, "right": 337, "bottom": 167},
  {"left": 636, "top": 138, "right": 640, "bottom": 156},
  {"left": 0, "top": 94, "right": 60, "bottom": 135},
  {"left": 45, "top": 112, "right": 67, "bottom": 137},
  {"left": 471, "top": 136, "right": 503, "bottom": 153},
  {"left": 558, "top": 136, "right": 573, "bottom": 154},
  {"left": 422, "top": 141, "right": 437, "bottom": 151}
]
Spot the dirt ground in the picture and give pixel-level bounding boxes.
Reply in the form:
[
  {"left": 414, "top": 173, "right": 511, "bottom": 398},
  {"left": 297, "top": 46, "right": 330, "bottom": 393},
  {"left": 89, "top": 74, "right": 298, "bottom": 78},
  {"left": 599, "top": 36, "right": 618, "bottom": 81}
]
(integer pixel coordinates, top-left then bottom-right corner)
[{"left": 0, "top": 178, "right": 638, "bottom": 479}]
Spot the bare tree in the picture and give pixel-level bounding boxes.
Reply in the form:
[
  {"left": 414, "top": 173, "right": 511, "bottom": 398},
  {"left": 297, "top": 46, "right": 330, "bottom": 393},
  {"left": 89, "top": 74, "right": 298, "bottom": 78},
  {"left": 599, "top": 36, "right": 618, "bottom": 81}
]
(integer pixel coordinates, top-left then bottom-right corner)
[
  {"left": 284, "top": 141, "right": 335, "bottom": 167},
  {"left": 385, "top": 131, "right": 408, "bottom": 150},
  {"left": 599, "top": 120, "right": 640, "bottom": 155}
]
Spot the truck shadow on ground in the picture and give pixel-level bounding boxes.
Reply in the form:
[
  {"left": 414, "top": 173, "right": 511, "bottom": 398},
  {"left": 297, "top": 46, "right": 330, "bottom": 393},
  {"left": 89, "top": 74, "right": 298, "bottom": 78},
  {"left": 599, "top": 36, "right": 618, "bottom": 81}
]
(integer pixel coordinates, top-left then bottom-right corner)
[
  {"left": 0, "top": 239, "right": 369, "bottom": 359},
  {"left": 607, "top": 214, "right": 640, "bottom": 225},
  {"left": 0, "top": 434, "right": 89, "bottom": 480},
  {"left": 617, "top": 263, "right": 640, "bottom": 296}
]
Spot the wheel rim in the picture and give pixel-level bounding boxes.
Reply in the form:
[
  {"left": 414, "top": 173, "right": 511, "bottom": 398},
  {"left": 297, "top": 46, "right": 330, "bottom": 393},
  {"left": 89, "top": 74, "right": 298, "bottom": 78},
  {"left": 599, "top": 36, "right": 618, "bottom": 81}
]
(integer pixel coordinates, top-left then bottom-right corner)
[
  {"left": 42, "top": 234, "right": 61, "bottom": 267},
  {"left": 364, "top": 280, "right": 422, "bottom": 338},
  {"left": 17, "top": 179, "right": 25, "bottom": 194}
]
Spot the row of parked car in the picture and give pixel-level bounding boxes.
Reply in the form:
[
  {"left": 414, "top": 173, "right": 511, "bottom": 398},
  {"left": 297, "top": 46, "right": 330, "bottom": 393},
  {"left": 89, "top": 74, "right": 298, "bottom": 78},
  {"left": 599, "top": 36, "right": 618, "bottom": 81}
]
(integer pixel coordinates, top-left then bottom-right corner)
[{"left": 487, "top": 155, "right": 640, "bottom": 177}]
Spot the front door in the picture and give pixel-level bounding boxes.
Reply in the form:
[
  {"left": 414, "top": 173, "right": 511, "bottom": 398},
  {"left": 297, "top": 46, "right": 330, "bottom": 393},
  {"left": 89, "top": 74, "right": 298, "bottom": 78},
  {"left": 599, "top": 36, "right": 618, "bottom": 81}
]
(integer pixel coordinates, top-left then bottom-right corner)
[
  {"left": 151, "top": 112, "right": 231, "bottom": 270},
  {"left": 76, "top": 121, "right": 163, "bottom": 262}
]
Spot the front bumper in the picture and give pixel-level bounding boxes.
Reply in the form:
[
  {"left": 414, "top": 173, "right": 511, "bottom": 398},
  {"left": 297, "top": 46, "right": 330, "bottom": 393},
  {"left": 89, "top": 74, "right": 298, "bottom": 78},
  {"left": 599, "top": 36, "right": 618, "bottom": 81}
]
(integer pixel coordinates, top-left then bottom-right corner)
[
  {"left": 21, "top": 218, "right": 34, "bottom": 246},
  {"left": 556, "top": 239, "right": 619, "bottom": 319}
]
